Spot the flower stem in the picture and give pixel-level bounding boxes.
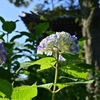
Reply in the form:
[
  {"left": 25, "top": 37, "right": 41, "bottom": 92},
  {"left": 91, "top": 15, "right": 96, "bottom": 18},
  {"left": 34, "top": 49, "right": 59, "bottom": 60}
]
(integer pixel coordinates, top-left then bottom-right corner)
[{"left": 52, "top": 51, "right": 59, "bottom": 100}]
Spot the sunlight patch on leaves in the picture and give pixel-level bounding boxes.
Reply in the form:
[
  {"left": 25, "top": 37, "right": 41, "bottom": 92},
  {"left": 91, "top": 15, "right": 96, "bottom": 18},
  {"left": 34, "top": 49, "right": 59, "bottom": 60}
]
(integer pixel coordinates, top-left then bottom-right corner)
[
  {"left": 11, "top": 83, "right": 37, "bottom": 100},
  {"left": 38, "top": 83, "right": 53, "bottom": 92},
  {"left": 60, "top": 64, "right": 88, "bottom": 79},
  {"left": 17, "top": 57, "right": 56, "bottom": 72},
  {"left": 56, "top": 80, "right": 94, "bottom": 92},
  {"left": 0, "top": 98, "right": 9, "bottom": 100},
  {"left": 33, "top": 57, "right": 56, "bottom": 71}
]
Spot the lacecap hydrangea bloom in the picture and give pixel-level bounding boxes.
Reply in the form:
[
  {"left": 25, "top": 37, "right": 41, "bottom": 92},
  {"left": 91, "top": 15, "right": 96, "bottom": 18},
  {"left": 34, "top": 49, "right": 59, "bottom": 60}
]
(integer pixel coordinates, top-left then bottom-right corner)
[
  {"left": 37, "top": 31, "right": 80, "bottom": 61},
  {"left": 0, "top": 42, "right": 8, "bottom": 65}
]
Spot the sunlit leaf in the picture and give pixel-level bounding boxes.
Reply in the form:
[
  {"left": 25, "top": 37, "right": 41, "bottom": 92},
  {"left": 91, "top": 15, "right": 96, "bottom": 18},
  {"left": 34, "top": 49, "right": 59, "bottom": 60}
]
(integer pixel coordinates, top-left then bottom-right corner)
[
  {"left": 60, "top": 64, "right": 88, "bottom": 79},
  {"left": 78, "top": 36, "right": 89, "bottom": 47},
  {"left": 38, "top": 83, "right": 53, "bottom": 92},
  {"left": 0, "top": 91, "right": 6, "bottom": 98},
  {"left": 0, "top": 98, "right": 9, "bottom": 100},
  {"left": 11, "top": 83, "right": 37, "bottom": 100},
  {"left": 18, "top": 57, "right": 56, "bottom": 72},
  {"left": 16, "top": 61, "right": 34, "bottom": 73},
  {"left": 56, "top": 80, "right": 94, "bottom": 92},
  {"left": 0, "top": 78, "right": 12, "bottom": 99},
  {"left": 59, "top": 76, "right": 78, "bottom": 81},
  {"left": 33, "top": 57, "right": 56, "bottom": 71}
]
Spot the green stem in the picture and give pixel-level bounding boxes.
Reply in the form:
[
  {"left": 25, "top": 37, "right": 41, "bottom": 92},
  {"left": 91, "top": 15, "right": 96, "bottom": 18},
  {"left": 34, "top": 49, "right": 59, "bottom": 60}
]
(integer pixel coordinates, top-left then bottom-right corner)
[
  {"left": 52, "top": 51, "right": 59, "bottom": 100},
  {"left": 7, "top": 33, "right": 9, "bottom": 43}
]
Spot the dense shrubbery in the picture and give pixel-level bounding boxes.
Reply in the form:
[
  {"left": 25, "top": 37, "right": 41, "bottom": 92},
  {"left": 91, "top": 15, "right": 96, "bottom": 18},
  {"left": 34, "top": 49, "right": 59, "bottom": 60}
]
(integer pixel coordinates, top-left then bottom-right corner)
[{"left": 0, "top": 16, "right": 94, "bottom": 100}]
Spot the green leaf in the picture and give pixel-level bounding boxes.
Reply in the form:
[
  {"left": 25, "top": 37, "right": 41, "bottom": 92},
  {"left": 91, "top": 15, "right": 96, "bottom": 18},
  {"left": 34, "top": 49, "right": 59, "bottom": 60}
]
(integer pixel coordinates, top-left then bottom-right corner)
[
  {"left": 11, "top": 83, "right": 37, "bottom": 100},
  {"left": 61, "top": 53, "right": 80, "bottom": 60},
  {"left": 61, "top": 53, "right": 82, "bottom": 65},
  {"left": 76, "top": 63, "right": 94, "bottom": 69},
  {"left": 0, "top": 98, "right": 9, "bottom": 100},
  {"left": 0, "top": 16, "right": 5, "bottom": 23},
  {"left": 20, "top": 31, "right": 35, "bottom": 39},
  {"left": 78, "top": 36, "right": 89, "bottom": 41},
  {"left": 10, "top": 31, "right": 35, "bottom": 42},
  {"left": 0, "top": 68, "right": 10, "bottom": 79},
  {"left": 16, "top": 61, "right": 34, "bottom": 73},
  {"left": 59, "top": 76, "right": 78, "bottom": 81},
  {"left": 33, "top": 57, "right": 56, "bottom": 71},
  {"left": 10, "top": 34, "right": 22, "bottom": 42},
  {"left": 15, "top": 47, "right": 32, "bottom": 54},
  {"left": 60, "top": 64, "right": 88, "bottom": 79},
  {"left": 24, "top": 44, "right": 35, "bottom": 50},
  {"left": 0, "top": 91, "right": 6, "bottom": 98},
  {"left": 11, "top": 55, "right": 23, "bottom": 61},
  {"left": 0, "top": 78, "right": 12, "bottom": 98},
  {"left": 35, "top": 22, "right": 49, "bottom": 36},
  {"left": 56, "top": 80, "right": 94, "bottom": 92},
  {"left": 0, "top": 34, "right": 5, "bottom": 41},
  {"left": 17, "top": 57, "right": 56, "bottom": 73},
  {"left": 20, "top": 61, "right": 34, "bottom": 69},
  {"left": 38, "top": 83, "right": 53, "bottom": 92},
  {"left": 78, "top": 41, "right": 84, "bottom": 47},
  {"left": 2, "top": 21, "right": 16, "bottom": 33},
  {"left": 46, "top": 31, "right": 55, "bottom": 35}
]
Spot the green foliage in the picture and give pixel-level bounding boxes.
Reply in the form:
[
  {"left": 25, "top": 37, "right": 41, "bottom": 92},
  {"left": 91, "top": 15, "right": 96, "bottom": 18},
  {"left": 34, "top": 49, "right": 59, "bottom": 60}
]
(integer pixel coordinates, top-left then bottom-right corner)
[
  {"left": 38, "top": 83, "right": 53, "bottom": 92},
  {"left": 0, "top": 78, "right": 37, "bottom": 100},
  {"left": 0, "top": 78, "right": 12, "bottom": 98},
  {"left": 17, "top": 57, "right": 56, "bottom": 72},
  {"left": 8, "top": 0, "right": 33, "bottom": 7},
  {"left": 0, "top": 16, "right": 5, "bottom": 23},
  {"left": 0, "top": 16, "right": 94, "bottom": 100},
  {"left": 2, "top": 21, "right": 16, "bottom": 33},
  {"left": 60, "top": 64, "right": 88, "bottom": 79},
  {"left": 0, "top": 98, "right": 9, "bottom": 100},
  {"left": 56, "top": 80, "right": 94, "bottom": 92},
  {"left": 12, "top": 83, "right": 37, "bottom": 100},
  {"left": 35, "top": 22, "right": 49, "bottom": 36},
  {"left": 32, "top": 57, "right": 56, "bottom": 71}
]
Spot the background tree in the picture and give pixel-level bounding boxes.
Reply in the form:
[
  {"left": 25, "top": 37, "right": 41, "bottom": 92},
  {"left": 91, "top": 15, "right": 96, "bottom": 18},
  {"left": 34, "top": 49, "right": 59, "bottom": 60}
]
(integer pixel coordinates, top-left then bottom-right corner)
[
  {"left": 79, "top": 0, "right": 100, "bottom": 100},
  {"left": 8, "top": 0, "right": 33, "bottom": 7}
]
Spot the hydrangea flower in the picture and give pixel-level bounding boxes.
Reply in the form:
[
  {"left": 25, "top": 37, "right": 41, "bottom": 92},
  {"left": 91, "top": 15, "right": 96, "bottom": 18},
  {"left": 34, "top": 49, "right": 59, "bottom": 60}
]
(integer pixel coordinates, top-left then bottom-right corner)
[
  {"left": 0, "top": 42, "right": 8, "bottom": 65},
  {"left": 37, "top": 31, "right": 80, "bottom": 60}
]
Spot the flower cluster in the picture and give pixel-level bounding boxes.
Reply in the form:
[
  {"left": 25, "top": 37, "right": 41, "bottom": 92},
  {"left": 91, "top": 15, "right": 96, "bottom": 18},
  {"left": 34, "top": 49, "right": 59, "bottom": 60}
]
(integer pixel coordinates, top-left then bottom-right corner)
[
  {"left": 37, "top": 31, "right": 80, "bottom": 60},
  {"left": 0, "top": 42, "right": 8, "bottom": 65}
]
